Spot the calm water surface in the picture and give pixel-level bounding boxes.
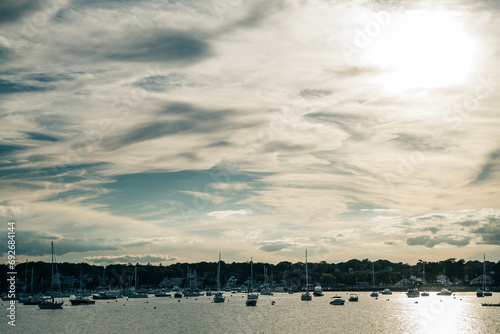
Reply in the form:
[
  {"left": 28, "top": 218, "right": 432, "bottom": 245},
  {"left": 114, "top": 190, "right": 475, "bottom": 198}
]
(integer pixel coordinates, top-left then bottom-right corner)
[{"left": 1, "top": 291, "right": 499, "bottom": 334}]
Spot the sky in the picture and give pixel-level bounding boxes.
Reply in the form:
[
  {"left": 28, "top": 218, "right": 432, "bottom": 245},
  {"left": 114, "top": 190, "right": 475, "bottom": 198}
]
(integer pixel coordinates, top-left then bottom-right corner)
[{"left": 0, "top": 0, "right": 499, "bottom": 266}]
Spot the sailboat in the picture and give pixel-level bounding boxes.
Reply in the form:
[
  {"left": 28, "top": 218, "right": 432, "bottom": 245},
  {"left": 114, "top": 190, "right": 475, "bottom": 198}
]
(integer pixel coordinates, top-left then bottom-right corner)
[
  {"left": 38, "top": 241, "right": 64, "bottom": 309},
  {"left": 128, "top": 266, "right": 148, "bottom": 298},
  {"left": 370, "top": 262, "right": 378, "bottom": 297},
  {"left": 260, "top": 266, "right": 274, "bottom": 295},
  {"left": 70, "top": 293, "right": 95, "bottom": 305},
  {"left": 246, "top": 258, "right": 258, "bottom": 306},
  {"left": 183, "top": 266, "right": 203, "bottom": 297},
  {"left": 479, "top": 254, "right": 493, "bottom": 297},
  {"left": 213, "top": 253, "right": 225, "bottom": 303},
  {"left": 23, "top": 267, "right": 41, "bottom": 305},
  {"left": 301, "top": 249, "right": 312, "bottom": 301}
]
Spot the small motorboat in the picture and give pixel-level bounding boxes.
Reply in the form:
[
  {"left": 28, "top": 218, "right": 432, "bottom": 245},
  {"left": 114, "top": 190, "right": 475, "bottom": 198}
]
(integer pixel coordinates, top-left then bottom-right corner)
[
  {"left": 330, "top": 298, "right": 345, "bottom": 305},
  {"left": 348, "top": 294, "right": 358, "bottom": 302}
]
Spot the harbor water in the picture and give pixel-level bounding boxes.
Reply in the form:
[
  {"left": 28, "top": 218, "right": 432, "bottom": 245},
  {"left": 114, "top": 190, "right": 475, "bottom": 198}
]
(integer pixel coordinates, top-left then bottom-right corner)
[{"left": 1, "top": 291, "right": 499, "bottom": 334}]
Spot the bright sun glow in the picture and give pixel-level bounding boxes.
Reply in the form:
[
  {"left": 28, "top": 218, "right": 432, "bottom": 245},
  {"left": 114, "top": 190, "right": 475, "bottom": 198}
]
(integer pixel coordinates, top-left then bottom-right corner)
[{"left": 367, "top": 10, "right": 476, "bottom": 91}]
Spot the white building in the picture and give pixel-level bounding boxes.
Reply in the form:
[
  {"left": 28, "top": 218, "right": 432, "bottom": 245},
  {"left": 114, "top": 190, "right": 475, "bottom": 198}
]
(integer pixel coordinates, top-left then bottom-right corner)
[
  {"left": 436, "top": 274, "right": 452, "bottom": 285},
  {"left": 226, "top": 276, "right": 237, "bottom": 288},
  {"left": 395, "top": 278, "right": 412, "bottom": 286},
  {"left": 470, "top": 274, "right": 494, "bottom": 286}
]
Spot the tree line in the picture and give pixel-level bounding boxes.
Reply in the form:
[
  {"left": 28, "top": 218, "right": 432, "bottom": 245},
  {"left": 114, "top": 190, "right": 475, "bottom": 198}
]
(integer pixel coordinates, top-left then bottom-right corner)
[{"left": 2, "top": 258, "right": 499, "bottom": 292}]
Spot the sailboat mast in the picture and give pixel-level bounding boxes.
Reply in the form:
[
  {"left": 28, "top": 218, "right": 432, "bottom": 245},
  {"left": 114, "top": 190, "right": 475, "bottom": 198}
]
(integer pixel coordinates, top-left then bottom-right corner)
[
  {"left": 305, "top": 249, "right": 308, "bottom": 293},
  {"left": 372, "top": 262, "right": 375, "bottom": 289},
  {"left": 51, "top": 241, "right": 54, "bottom": 283},
  {"left": 31, "top": 268, "right": 34, "bottom": 294},
  {"left": 217, "top": 253, "right": 221, "bottom": 291},
  {"left": 483, "top": 254, "right": 486, "bottom": 290},
  {"left": 423, "top": 261, "right": 425, "bottom": 282},
  {"left": 50, "top": 241, "right": 54, "bottom": 301},
  {"left": 25, "top": 260, "right": 28, "bottom": 293},
  {"left": 250, "top": 258, "right": 253, "bottom": 292}
]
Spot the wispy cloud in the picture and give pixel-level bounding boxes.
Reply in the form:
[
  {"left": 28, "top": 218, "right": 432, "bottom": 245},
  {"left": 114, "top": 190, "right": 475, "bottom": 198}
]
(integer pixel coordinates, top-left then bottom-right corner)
[
  {"left": 207, "top": 209, "right": 252, "bottom": 218},
  {"left": 84, "top": 254, "right": 177, "bottom": 265}
]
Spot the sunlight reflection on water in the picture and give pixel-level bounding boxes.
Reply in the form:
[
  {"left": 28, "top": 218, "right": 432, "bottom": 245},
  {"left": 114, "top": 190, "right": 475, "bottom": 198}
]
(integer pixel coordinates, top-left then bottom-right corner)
[{"left": 1, "top": 291, "right": 498, "bottom": 334}]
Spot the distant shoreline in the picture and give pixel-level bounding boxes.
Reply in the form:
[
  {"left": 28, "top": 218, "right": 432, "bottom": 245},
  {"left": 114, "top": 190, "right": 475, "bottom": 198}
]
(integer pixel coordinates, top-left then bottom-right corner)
[{"left": 319, "top": 286, "right": 500, "bottom": 293}]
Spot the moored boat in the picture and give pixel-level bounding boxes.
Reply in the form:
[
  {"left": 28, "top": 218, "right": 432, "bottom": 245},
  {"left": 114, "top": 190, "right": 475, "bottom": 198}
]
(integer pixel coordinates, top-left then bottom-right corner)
[
  {"left": 38, "top": 296, "right": 64, "bottom": 309},
  {"left": 213, "top": 253, "right": 225, "bottom": 303},
  {"left": 406, "top": 287, "right": 419, "bottom": 298},
  {"left": 154, "top": 291, "right": 171, "bottom": 297},
  {"left": 330, "top": 298, "right": 345, "bottom": 305},
  {"left": 128, "top": 292, "right": 149, "bottom": 298},
  {"left": 348, "top": 293, "right": 358, "bottom": 302},
  {"left": 246, "top": 258, "right": 258, "bottom": 306},
  {"left": 214, "top": 291, "right": 225, "bottom": 303},
  {"left": 313, "top": 284, "right": 324, "bottom": 296},
  {"left": 301, "top": 250, "right": 312, "bottom": 301},
  {"left": 70, "top": 295, "right": 95, "bottom": 305},
  {"left": 38, "top": 242, "right": 63, "bottom": 310},
  {"left": 479, "top": 254, "right": 493, "bottom": 297},
  {"left": 92, "top": 291, "right": 118, "bottom": 299},
  {"left": 22, "top": 296, "right": 41, "bottom": 305},
  {"left": 370, "top": 262, "right": 378, "bottom": 297},
  {"left": 260, "top": 287, "right": 274, "bottom": 296},
  {"left": 437, "top": 288, "right": 452, "bottom": 296}
]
